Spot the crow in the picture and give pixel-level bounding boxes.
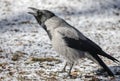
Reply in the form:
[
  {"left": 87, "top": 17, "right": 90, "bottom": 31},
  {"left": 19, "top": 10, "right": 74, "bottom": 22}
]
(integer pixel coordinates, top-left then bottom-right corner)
[{"left": 28, "top": 7, "right": 119, "bottom": 77}]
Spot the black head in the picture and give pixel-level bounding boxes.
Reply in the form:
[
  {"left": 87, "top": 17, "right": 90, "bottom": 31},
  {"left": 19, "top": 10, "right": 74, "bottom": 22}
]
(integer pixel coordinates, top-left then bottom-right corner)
[{"left": 28, "top": 7, "right": 55, "bottom": 25}]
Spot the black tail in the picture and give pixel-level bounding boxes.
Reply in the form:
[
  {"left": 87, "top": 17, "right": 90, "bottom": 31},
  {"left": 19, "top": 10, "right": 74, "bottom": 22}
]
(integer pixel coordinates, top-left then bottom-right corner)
[
  {"left": 92, "top": 54, "right": 114, "bottom": 76},
  {"left": 98, "top": 50, "right": 119, "bottom": 63}
]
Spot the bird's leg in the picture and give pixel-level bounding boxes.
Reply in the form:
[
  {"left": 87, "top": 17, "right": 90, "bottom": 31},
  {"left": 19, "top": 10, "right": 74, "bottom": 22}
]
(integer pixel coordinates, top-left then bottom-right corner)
[
  {"left": 63, "top": 62, "right": 74, "bottom": 78},
  {"left": 59, "top": 62, "right": 67, "bottom": 73},
  {"left": 68, "top": 62, "right": 74, "bottom": 77},
  {"left": 61, "top": 62, "right": 67, "bottom": 72}
]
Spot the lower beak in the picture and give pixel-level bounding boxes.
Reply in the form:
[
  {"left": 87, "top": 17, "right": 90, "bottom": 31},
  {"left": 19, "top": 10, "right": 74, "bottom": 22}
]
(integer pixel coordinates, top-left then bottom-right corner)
[
  {"left": 28, "top": 7, "right": 39, "bottom": 15},
  {"left": 28, "top": 12, "right": 36, "bottom": 15}
]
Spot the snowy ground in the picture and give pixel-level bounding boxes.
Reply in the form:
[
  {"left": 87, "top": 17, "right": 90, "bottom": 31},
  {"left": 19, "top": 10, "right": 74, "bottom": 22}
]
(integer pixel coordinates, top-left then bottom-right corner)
[{"left": 0, "top": 0, "right": 120, "bottom": 81}]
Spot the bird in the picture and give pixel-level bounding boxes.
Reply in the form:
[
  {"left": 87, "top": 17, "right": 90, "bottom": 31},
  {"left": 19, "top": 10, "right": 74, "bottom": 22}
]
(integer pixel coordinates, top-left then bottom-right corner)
[{"left": 28, "top": 7, "right": 119, "bottom": 77}]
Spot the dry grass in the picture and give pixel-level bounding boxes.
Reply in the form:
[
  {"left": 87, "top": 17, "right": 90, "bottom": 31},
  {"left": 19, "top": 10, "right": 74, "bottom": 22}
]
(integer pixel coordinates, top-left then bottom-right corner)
[
  {"left": 28, "top": 57, "right": 61, "bottom": 62},
  {"left": 11, "top": 51, "right": 25, "bottom": 61}
]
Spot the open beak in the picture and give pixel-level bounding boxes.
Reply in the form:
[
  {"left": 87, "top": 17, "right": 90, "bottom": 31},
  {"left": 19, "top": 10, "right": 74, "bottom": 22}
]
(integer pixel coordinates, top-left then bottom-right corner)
[{"left": 28, "top": 7, "right": 39, "bottom": 15}]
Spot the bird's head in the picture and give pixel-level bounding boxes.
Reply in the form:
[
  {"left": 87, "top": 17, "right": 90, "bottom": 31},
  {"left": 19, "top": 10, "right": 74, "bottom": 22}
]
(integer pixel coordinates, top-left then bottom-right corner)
[{"left": 28, "top": 7, "right": 55, "bottom": 26}]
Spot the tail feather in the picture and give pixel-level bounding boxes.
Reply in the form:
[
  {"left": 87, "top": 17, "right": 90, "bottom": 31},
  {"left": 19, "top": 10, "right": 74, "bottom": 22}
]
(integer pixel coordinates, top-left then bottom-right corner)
[
  {"left": 98, "top": 51, "right": 119, "bottom": 63},
  {"left": 92, "top": 54, "right": 114, "bottom": 76}
]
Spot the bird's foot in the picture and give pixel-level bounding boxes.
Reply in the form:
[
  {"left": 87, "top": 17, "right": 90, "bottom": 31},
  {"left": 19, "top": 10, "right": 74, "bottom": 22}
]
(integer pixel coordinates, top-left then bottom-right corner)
[
  {"left": 63, "top": 74, "right": 72, "bottom": 79},
  {"left": 58, "top": 66, "right": 67, "bottom": 73},
  {"left": 63, "top": 74, "right": 77, "bottom": 79},
  {"left": 58, "top": 69, "right": 67, "bottom": 73},
  {"left": 63, "top": 71, "right": 79, "bottom": 79}
]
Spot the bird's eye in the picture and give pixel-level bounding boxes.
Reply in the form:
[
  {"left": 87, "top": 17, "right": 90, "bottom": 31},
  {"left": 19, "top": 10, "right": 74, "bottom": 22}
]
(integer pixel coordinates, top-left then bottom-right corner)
[{"left": 37, "top": 11, "right": 42, "bottom": 16}]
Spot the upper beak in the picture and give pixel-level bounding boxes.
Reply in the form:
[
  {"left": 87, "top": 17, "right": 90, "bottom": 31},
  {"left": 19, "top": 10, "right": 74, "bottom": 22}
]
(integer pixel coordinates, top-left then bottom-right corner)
[{"left": 28, "top": 7, "right": 39, "bottom": 15}]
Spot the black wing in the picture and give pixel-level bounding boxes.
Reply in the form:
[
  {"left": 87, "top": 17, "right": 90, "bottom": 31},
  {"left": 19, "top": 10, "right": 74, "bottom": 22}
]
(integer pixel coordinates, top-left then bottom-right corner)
[
  {"left": 63, "top": 37, "right": 120, "bottom": 63},
  {"left": 63, "top": 37, "right": 102, "bottom": 54}
]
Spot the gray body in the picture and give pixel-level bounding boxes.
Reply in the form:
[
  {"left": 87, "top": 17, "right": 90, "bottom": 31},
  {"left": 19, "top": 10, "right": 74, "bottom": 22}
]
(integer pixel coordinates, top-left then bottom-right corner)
[
  {"left": 45, "top": 17, "right": 86, "bottom": 62},
  {"left": 28, "top": 7, "right": 119, "bottom": 77}
]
